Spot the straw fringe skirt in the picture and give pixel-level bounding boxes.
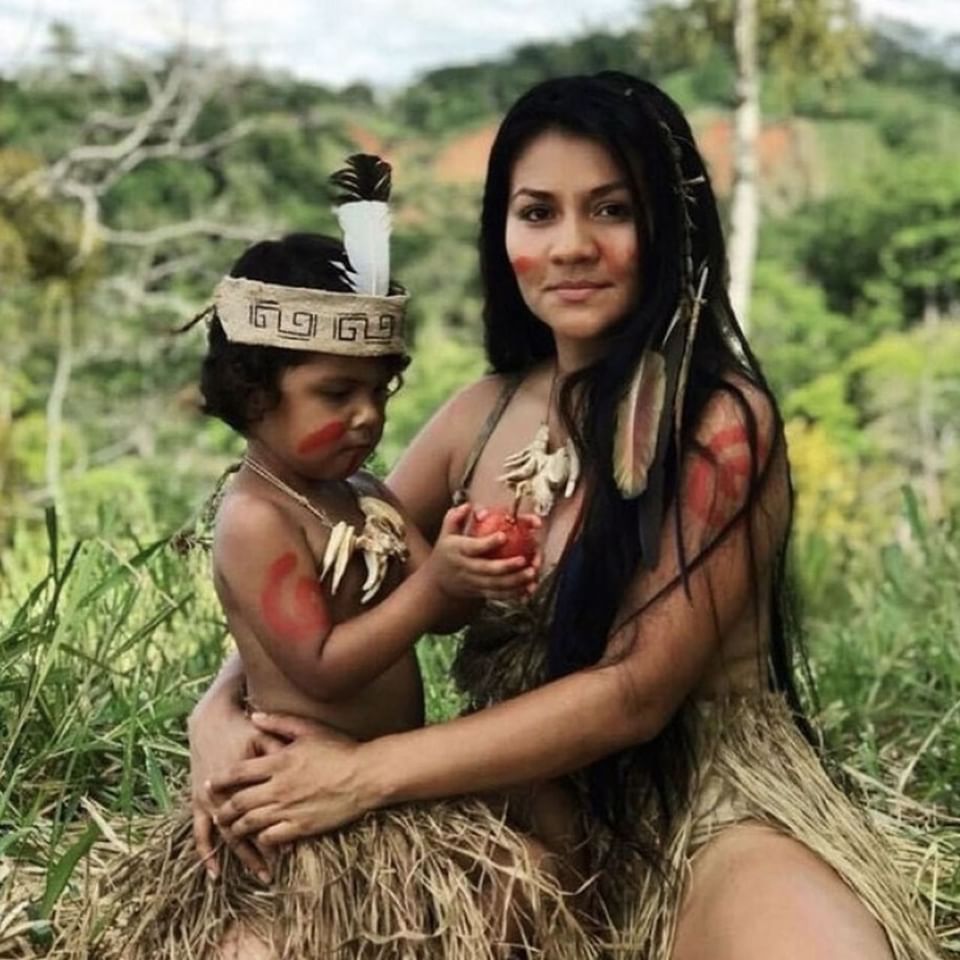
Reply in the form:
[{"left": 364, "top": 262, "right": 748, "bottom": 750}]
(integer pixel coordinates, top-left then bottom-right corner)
[
  {"left": 55, "top": 797, "right": 597, "bottom": 959},
  {"left": 592, "top": 694, "right": 944, "bottom": 959}
]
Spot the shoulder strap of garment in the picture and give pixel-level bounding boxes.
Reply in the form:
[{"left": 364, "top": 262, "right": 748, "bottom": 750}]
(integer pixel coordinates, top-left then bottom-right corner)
[{"left": 452, "top": 374, "right": 524, "bottom": 505}]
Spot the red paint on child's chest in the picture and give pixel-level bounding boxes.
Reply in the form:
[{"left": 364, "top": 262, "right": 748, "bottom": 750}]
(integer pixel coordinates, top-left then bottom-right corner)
[
  {"left": 297, "top": 420, "right": 347, "bottom": 455},
  {"left": 261, "top": 551, "right": 329, "bottom": 644}
]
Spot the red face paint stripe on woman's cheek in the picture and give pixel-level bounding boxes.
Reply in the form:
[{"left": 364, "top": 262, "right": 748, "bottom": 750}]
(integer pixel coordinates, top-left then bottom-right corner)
[
  {"left": 297, "top": 420, "right": 347, "bottom": 455},
  {"left": 596, "top": 239, "right": 636, "bottom": 279},
  {"left": 511, "top": 255, "right": 536, "bottom": 274},
  {"left": 261, "top": 552, "right": 330, "bottom": 644}
]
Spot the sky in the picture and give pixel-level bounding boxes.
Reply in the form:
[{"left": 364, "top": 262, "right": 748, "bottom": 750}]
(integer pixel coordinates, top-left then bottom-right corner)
[{"left": 1, "top": 0, "right": 958, "bottom": 88}]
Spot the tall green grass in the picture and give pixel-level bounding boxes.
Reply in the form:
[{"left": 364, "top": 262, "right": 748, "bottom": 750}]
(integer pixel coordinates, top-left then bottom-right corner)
[{"left": 1, "top": 498, "right": 957, "bottom": 954}]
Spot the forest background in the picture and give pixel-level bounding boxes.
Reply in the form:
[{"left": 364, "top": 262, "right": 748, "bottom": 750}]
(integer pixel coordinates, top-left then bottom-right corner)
[{"left": 1, "top": 1, "right": 959, "bottom": 954}]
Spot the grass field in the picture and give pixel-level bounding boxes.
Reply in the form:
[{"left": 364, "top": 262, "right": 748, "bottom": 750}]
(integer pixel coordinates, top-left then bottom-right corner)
[{"left": 1, "top": 503, "right": 957, "bottom": 956}]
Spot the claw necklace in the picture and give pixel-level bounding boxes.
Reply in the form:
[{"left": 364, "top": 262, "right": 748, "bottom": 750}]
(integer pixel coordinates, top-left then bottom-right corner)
[
  {"left": 496, "top": 367, "right": 580, "bottom": 518},
  {"left": 242, "top": 454, "right": 408, "bottom": 604}
]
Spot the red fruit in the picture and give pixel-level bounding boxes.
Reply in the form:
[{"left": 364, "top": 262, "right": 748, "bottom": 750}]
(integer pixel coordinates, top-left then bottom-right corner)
[{"left": 471, "top": 507, "right": 537, "bottom": 562}]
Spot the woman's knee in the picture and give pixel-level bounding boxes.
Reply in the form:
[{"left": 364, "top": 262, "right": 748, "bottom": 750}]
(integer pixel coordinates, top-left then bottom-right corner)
[{"left": 672, "top": 825, "right": 893, "bottom": 960}]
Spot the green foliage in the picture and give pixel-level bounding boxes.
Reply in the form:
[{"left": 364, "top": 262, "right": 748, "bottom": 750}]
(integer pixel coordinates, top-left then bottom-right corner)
[
  {"left": 0, "top": 521, "right": 225, "bottom": 843},
  {"left": 811, "top": 494, "right": 960, "bottom": 811},
  {"left": 798, "top": 158, "right": 960, "bottom": 325},
  {"left": 751, "top": 259, "right": 859, "bottom": 395},
  {"left": 394, "top": 30, "right": 645, "bottom": 134},
  {"left": 639, "top": 0, "right": 866, "bottom": 102}
]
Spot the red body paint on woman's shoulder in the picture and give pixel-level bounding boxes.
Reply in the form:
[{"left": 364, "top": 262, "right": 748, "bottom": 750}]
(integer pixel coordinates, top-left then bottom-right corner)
[
  {"left": 297, "top": 420, "right": 347, "bottom": 455},
  {"left": 261, "top": 551, "right": 330, "bottom": 644},
  {"left": 685, "top": 424, "right": 753, "bottom": 537}
]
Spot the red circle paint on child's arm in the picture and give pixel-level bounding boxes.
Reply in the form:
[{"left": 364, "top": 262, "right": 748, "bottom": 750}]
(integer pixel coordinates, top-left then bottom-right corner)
[{"left": 260, "top": 551, "right": 330, "bottom": 644}]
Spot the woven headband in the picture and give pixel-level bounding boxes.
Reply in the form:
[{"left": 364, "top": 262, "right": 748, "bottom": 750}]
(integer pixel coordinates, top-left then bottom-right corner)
[{"left": 215, "top": 277, "right": 407, "bottom": 357}]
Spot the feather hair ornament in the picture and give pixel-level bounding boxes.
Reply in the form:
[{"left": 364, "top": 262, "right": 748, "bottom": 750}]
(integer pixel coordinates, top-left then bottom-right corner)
[
  {"left": 612, "top": 349, "right": 667, "bottom": 498},
  {"left": 671, "top": 262, "right": 710, "bottom": 448},
  {"left": 330, "top": 153, "right": 393, "bottom": 296},
  {"left": 615, "top": 261, "right": 710, "bottom": 568}
]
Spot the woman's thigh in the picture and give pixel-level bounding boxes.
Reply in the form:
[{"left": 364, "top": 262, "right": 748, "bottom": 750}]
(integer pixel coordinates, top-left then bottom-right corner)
[{"left": 671, "top": 823, "right": 894, "bottom": 960}]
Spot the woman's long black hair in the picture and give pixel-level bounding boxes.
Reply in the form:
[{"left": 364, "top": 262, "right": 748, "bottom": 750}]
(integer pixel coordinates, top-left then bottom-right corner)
[{"left": 479, "top": 73, "right": 813, "bottom": 862}]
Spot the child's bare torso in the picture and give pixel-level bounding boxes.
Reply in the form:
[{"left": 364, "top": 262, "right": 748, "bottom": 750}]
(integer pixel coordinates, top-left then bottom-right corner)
[{"left": 214, "top": 471, "right": 424, "bottom": 741}]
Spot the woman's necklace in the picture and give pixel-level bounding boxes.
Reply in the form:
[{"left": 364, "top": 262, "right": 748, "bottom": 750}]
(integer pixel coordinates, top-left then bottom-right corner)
[
  {"left": 241, "top": 454, "right": 408, "bottom": 604},
  {"left": 496, "top": 369, "right": 580, "bottom": 517}
]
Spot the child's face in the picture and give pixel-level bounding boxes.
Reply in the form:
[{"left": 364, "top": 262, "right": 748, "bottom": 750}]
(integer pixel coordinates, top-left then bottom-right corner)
[{"left": 251, "top": 354, "right": 398, "bottom": 480}]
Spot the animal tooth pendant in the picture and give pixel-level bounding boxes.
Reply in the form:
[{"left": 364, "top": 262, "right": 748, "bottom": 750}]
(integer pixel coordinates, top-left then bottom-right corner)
[
  {"left": 498, "top": 424, "right": 580, "bottom": 517},
  {"left": 318, "top": 497, "right": 409, "bottom": 604}
]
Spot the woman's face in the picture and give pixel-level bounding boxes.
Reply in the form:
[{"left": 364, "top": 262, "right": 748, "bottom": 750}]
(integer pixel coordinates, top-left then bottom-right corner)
[
  {"left": 250, "top": 354, "right": 396, "bottom": 480},
  {"left": 505, "top": 129, "right": 641, "bottom": 356}
]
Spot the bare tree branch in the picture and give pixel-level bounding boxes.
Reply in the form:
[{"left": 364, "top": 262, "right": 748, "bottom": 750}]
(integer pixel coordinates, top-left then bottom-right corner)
[
  {"left": 100, "top": 219, "right": 269, "bottom": 248},
  {"left": 1, "top": 54, "right": 318, "bottom": 272}
]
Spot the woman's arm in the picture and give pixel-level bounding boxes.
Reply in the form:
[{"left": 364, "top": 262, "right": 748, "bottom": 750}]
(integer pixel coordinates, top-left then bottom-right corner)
[
  {"left": 213, "top": 465, "right": 779, "bottom": 844},
  {"left": 188, "top": 651, "right": 283, "bottom": 879},
  {"left": 211, "top": 386, "right": 784, "bottom": 843},
  {"left": 208, "top": 527, "right": 737, "bottom": 844}
]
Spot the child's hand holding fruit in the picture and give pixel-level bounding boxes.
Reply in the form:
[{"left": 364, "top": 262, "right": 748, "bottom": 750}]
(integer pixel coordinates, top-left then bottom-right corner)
[{"left": 426, "top": 502, "right": 541, "bottom": 603}]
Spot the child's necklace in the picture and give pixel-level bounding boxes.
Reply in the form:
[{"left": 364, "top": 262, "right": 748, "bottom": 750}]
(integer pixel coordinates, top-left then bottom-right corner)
[{"left": 242, "top": 454, "right": 408, "bottom": 604}]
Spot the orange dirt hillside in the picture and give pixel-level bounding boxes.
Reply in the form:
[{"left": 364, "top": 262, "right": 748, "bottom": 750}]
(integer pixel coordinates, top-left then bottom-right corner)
[{"left": 428, "top": 114, "right": 821, "bottom": 210}]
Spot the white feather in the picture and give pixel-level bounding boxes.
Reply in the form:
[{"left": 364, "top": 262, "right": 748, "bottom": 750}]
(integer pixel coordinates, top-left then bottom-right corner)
[{"left": 335, "top": 200, "right": 391, "bottom": 296}]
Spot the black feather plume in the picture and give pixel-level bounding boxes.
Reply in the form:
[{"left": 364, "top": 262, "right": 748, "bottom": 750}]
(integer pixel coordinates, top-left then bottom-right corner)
[{"left": 329, "top": 153, "right": 392, "bottom": 204}]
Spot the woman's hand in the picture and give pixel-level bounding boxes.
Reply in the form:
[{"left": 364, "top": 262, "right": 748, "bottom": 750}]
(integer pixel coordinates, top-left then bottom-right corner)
[
  {"left": 428, "top": 503, "right": 540, "bottom": 602},
  {"left": 188, "top": 691, "right": 284, "bottom": 881},
  {"left": 208, "top": 712, "right": 369, "bottom": 847}
]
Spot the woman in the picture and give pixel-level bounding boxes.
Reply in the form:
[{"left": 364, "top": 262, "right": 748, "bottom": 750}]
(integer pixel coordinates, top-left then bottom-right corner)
[{"left": 195, "top": 74, "right": 942, "bottom": 958}]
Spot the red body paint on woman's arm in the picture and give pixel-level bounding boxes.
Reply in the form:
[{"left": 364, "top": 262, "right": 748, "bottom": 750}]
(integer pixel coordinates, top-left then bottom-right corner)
[
  {"left": 297, "top": 420, "right": 347, "bottom": 456},
  {"left": 260, "top": 552, "right": 330, "bottom": 645},
  {"left": 685, "top": 424, "right": 754, "bottom": 539}
]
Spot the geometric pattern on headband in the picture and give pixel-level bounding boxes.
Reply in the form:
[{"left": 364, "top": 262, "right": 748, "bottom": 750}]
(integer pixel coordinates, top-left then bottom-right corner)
[{"left": 214, "top": 277, "right": 407, "bottom": 357}]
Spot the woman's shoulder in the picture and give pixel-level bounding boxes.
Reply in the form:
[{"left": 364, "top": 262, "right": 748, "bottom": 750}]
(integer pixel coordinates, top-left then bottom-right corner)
[
  {"left": 411, "top": 372, "right": 519, "bottom": 453},
  {"left": 435, "top": 373, "right": 517, "bottom": 422},
  {"left": 694, "top": 373, "right": 780, "bottom": 458}
]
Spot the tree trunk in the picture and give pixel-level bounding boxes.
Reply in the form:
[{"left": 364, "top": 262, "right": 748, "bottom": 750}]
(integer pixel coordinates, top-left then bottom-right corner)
[
  {"left": 45, "top": 288, "right": 74, "bottom": 521},
  {"left": 728, "top": 0, "right": 760, "bottom": 334}
]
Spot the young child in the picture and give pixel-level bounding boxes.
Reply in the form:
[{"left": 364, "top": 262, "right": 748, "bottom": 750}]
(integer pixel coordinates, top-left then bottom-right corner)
[
  {"left": 63, "top": 156, "right": 595, "bottom": 960},
  {"left": 205, "top": 229, "right": 506, "bottom": 740}
]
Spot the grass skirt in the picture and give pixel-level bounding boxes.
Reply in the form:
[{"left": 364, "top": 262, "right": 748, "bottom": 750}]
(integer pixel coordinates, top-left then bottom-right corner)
[
  {"left": 590, "top": 694, "right": 945, "bottom": 959},
  {"left": 455, "top": 602, "right": 945, "bottom": 957},
  {"left": 53, "top": 796, "right": 597, "bottom": 959}
]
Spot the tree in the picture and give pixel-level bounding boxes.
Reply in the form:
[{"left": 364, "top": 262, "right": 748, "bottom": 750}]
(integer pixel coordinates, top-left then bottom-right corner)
[
  {"left": 0, "top": 51, "right": 345, "bottom": 536},
  {"left": 638, "top": 0, "right": 866, "bottom": 331},
  {"left": 799, "top": 158, "right": 960, "bottom": 329}
]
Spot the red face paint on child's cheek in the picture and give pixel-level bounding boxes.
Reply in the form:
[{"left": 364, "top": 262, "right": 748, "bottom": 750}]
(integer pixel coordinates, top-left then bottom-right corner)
[
  {"left": 297, "top": 420, "right": 347, "bottom": 456},
  {"left": 261, "top": 552, "right": 330, "bottom": 644}
]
